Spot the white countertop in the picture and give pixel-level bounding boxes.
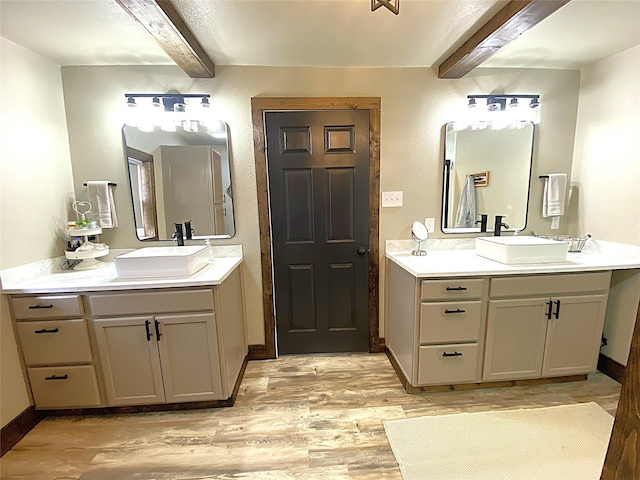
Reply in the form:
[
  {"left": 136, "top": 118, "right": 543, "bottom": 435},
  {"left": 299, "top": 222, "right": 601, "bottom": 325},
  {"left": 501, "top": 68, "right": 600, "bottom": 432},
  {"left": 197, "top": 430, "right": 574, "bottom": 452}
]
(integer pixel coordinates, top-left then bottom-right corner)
[
  {"left": 0, "top": 246, "right": 243, "bottom": 294},
  {"left": 386, "top": 239, "right": 640, "bottom": 278}
]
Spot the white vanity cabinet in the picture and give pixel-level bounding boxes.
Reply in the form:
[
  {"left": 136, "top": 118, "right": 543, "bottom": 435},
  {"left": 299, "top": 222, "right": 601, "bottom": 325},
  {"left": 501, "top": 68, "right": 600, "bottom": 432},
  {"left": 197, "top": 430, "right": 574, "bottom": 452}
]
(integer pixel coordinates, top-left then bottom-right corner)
[
  {"left": 386, "top": 258, "right": 613, "bottom": 391},
  {"left": 483, "top": 271, "right": 611, "bottom": 381},
  {"left": 10, "top": 295, "right": 102, "bottom": 409}
]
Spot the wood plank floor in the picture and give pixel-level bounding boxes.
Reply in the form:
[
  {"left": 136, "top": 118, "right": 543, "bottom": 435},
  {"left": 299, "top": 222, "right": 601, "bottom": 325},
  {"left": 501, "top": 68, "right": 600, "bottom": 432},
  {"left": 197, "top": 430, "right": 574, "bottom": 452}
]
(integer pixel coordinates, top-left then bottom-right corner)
[{"left": 0, "top": 353, "right": 621, "bottom": 479}]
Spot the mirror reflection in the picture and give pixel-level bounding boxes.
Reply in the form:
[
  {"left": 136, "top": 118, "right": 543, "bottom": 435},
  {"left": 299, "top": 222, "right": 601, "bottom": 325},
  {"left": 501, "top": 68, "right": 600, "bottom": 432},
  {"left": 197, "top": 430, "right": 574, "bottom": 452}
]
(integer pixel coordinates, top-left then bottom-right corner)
[
  {"left": 441, "top": 122, "right": 534, "bottom": 234},
  {"left": 123, "top": 122, "right": 235, "bottom": 241}
]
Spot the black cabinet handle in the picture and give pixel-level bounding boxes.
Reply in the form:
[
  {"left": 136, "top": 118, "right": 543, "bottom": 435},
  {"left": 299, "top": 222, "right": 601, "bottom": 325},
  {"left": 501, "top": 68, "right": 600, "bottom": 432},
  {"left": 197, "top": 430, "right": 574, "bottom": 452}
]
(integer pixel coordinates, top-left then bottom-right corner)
[
  {"left": 446, "top": 287, "right": 467, "bottom": 291},
  {"left": 154, "top": 319, "right": 162, "bottom": 341},
  {"left": 145, "top": 320, "right": 152, "bottom": 341},
  {"left": 546, "top": 301, "right": 553, "bottom": 320},
  {"left": 45, "top": 374, "right": 68, "bottom": 381},
  {"left": 442, "top": 351, "right": 463, "bottom": 357},
  {"left": 554, "top": 300, "right": 561, "bottom": 319},
  {"left": 357, "top": 247, "right": 367, "bottom": 256},
  {"left": 35, "top": 328, "right": 59, "bottom": 334},
  {"left": 28, "top": 304, "right": 54, "bottom": 309},
  {"left": 444, "top": 309, "right": 466, "bottom": 314}
]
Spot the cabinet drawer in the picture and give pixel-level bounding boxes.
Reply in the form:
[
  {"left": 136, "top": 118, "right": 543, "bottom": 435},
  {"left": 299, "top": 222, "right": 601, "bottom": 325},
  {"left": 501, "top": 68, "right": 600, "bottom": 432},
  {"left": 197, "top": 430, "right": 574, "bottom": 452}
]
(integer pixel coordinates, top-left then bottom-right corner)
[
  {"left": 418, "top": 344, "right": 479, "bottom": 385},
  {"left": 89, "top": 289, "right": 214, "bottom": 316},
  {"left": 27, "top": 365, "right": 101, "bottom": 409},
  {"left": 490, "top": 271, "right": 611, "bottom": 298},
  {"left": 11, "top": 295, "right": 83, "bottom": 320},
  {"left": 17, "top": 319, "right": 93, "bottom": 366},
  {"left": 420, "top": 301, "right": 482, "bottom": 344},
  {"left": 421, "top": 279, "right": 484, "bottom": 301}
]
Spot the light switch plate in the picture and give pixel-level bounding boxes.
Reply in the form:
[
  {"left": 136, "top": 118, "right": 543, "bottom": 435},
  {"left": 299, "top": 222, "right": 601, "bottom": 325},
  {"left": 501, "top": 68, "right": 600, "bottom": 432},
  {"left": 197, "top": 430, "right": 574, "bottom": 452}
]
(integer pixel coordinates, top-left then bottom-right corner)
[
  {"left": 424, "top": 217, "right": 435, "bottom": 233},
  {"left": 381, "top": 191, "right": 403, "bottom": 207}
]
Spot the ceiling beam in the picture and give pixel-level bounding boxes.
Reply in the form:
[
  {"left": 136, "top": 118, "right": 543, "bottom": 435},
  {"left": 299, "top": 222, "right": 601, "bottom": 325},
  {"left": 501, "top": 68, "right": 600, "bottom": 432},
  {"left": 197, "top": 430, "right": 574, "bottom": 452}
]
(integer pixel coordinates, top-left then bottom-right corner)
[
  {"left": 438, "top": 0, "right": 570, "bottom": 79},
  {"left": 115, "top": 0, "right": 215, "bottom": 78}
]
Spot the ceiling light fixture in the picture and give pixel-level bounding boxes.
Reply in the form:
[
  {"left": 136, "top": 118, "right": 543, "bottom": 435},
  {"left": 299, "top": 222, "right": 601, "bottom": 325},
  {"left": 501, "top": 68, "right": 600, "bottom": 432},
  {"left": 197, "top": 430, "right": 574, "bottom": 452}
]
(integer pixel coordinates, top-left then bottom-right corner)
[
  {"left": 124, "top": 93, "right": 214, "bottom": 133},
  {"left": 371, "top": 0, "right": 399, "bottom": 15}
]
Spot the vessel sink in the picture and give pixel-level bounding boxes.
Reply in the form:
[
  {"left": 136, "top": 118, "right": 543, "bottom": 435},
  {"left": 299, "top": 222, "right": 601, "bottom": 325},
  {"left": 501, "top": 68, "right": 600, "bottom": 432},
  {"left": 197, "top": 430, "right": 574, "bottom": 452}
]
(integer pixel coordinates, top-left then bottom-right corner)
[
  {"left": 114, "top": 246, "right": 210, "bottom": 278},
  {"left": 475, "top": 236, "right": 569, "bottom": 265}
]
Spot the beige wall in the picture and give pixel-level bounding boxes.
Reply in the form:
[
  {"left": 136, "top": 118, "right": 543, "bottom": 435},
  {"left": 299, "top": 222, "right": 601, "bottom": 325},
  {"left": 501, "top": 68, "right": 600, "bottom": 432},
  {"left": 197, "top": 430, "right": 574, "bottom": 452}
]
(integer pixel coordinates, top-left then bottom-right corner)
[
  {"left": 570, "top": 45, "right": 640, "bottom": 365},
  {"left": 0, "top": 38, "right": 75, "bottom": 427},
  {"left": 60, "top": 65, "right": 581, "bottom": 345}
]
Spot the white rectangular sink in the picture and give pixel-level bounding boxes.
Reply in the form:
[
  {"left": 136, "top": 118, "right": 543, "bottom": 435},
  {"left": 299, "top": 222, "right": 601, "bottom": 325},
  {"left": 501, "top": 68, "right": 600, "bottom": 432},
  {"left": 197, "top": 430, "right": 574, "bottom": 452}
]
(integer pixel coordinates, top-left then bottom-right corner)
[
  {"left": 115, "top": 246, "right": 210, "bottom": 278},
  {"left": 475, "top": 236, "right": 569, "bottom": 265}
]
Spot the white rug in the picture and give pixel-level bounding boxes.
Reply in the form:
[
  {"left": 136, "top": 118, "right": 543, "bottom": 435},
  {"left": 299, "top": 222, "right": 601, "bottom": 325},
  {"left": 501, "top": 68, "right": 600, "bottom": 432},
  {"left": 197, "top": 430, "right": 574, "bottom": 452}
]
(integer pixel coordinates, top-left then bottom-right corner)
[{"left": 383, "top": 402, "right": 614, "bottom": 480}]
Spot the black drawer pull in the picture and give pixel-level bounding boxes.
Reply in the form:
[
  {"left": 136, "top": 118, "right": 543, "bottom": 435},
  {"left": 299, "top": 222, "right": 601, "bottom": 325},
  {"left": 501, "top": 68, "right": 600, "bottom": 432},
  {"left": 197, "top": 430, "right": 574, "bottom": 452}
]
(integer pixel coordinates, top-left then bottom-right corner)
[
  {"left": 45, "top": 374, "right": 68, "bottom": 381},
  {"left": 444, "top": 309, "right": 466, "bottom": 314},
  {"left": 445, "top": 287, "right": 467, "bottom": 291},
  {"left": 554, "top": 300, "right": 561, "bottom": 319},
  {"left": 442, "top": 351, "right": 463, "bottom": 357},
  {"left": 35, "top": 328, "right": 59, "bottom": 334},
  {"left": 145, "top": 320, "right": 152, "bottom": 341},
  {"left": 28, "top": 304, "right": 54, "bottom": 309},
  {"left": 154, "top": 319, "right": 162, "bottom": 341}
]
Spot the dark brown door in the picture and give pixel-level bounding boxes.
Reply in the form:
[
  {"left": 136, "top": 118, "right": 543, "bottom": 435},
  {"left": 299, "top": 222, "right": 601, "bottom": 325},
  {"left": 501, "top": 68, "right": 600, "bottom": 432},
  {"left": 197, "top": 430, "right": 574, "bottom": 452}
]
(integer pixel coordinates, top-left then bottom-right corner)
[{"left": 266, "top": 110, "right": 370, "bottom": 354}]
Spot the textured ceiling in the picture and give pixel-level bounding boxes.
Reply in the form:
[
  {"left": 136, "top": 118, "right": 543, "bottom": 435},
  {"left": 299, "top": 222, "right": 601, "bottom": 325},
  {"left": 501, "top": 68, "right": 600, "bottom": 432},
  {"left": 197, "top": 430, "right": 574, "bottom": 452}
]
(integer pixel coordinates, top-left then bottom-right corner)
[{"left": 0, "top": 0, "right": 638, "bottom": 70}]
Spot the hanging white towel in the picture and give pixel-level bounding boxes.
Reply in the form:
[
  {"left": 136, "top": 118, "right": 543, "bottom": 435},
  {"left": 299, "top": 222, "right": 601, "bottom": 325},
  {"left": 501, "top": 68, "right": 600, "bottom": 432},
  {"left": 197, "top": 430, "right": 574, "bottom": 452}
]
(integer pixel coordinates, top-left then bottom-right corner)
[
  {"left": 455, "top": 175, "right": 477, "bottom": 228},
  {"left": 87, "top": 181, "right": 118, "bottom": 228},
  {"left": 543, "top": 173, "right": 567, "bottom": 230}
]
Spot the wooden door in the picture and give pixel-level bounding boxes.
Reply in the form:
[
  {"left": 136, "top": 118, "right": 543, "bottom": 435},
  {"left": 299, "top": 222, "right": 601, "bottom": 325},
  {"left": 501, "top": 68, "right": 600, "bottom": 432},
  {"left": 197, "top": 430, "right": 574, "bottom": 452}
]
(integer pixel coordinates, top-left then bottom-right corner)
[
  {"left": 542, "top": 294, "right": 608, "bottom": 377},
  {"left": 155, "top": 313, "right": 223, "bottom": 402},
  {"left": 483, "top": 298, "right": 549, "bottom": 381},
  {"left": 94, "top": 317, "right": 165, "bottom": 406},
  {"left": 266, "top": 110, "right": 370, "bottom": 354}
]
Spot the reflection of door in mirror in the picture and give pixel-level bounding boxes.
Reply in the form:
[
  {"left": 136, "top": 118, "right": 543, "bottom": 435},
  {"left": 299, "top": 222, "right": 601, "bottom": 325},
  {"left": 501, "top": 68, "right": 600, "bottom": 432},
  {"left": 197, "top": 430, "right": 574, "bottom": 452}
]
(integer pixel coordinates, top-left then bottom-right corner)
[
  {"left": 442, "top": 123, "right": 534, "bottom": 234},
  {"left": 153, "top": 146, "right": 225, "bottom": 238},
  {"left": 127, "top": 147, "right": 158, "bottom": 240}
]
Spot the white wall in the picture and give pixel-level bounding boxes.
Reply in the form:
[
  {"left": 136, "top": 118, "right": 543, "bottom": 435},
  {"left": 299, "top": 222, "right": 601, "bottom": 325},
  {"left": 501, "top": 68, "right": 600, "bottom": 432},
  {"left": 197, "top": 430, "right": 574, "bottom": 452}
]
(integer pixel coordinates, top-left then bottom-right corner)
[
  {"left": 0, "top": 38, "right": 75, "bottom": 427},
  {"left": 60, "top": 65, "right": 580, "bottom": 345},
  {"left": 570, "top": 45, "right": 640, "bottom": 365}
]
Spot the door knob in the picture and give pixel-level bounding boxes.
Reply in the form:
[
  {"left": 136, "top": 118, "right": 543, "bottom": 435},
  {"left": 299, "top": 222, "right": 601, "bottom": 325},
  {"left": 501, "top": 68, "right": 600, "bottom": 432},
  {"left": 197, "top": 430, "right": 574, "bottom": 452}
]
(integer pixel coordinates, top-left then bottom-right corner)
[{"left": 357, "top": 247, "right": 367, "bottom": 256}]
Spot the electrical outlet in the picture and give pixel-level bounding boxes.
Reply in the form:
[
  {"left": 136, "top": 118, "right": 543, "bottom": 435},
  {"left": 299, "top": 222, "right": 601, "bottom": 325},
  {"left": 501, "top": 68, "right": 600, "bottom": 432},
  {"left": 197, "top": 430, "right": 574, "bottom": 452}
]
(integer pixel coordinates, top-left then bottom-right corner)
[
  {"left": 424, "top": 218, "right": 435, "bottom": 233},
  {"left": 381, "top": 191, "right": 403, "bottom": 207}
]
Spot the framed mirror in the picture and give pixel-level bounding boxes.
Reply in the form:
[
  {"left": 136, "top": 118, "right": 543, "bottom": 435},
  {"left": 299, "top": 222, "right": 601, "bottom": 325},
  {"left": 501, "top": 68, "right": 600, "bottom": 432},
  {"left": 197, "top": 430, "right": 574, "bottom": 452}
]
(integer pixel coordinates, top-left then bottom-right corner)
[
  {"left": 441, "top": 122, "right": 534, "bottom": 234},
  {"left": 123, "top": 121, "right": 235, "bottom": 241}
]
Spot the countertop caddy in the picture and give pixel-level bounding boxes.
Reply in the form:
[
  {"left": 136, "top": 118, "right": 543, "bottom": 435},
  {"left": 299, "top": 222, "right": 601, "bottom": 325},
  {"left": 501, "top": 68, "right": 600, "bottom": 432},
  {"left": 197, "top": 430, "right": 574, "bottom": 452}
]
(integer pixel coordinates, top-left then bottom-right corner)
[
  {"left": 385, "top": 238, "right": 640, "bottom": 393},
  {"left": 1, "top": 245, "right": 248, "bottom": 413}
]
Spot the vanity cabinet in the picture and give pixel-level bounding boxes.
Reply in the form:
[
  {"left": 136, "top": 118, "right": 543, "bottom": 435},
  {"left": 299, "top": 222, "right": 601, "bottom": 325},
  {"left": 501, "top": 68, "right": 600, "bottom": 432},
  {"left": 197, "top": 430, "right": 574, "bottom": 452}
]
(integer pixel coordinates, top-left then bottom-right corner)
[
  {"left": 484, "top": 272, "right": 611, "bottom": 381},
  {"left": 386, "top": 259, "right": 613, "bottom": 391},
  {"left": 89, "top": 269, "right": 246, "bottom": 408},
  {"left": 417, "top": 278, "right": 487, "bottom": 385},
  {"left": 10, "top": 294, "right": 102, "bottom": 409},
  {"left": 94, "top": 312, "right": 222, "bottom": 406},
  {"left": 7, "top": 261, "right": 248, "bottom": 411}
]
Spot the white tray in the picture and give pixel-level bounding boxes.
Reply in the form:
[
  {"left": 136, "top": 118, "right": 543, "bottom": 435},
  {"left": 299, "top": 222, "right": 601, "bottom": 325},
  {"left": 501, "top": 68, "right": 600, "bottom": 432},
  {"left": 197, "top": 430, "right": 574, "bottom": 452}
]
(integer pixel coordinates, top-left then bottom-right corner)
[
  {"left": 66, "top": 227, "right": 102, "bottom": 237},
  {"left": 65, "top": 246, "right": 109, "bottom": 260}
]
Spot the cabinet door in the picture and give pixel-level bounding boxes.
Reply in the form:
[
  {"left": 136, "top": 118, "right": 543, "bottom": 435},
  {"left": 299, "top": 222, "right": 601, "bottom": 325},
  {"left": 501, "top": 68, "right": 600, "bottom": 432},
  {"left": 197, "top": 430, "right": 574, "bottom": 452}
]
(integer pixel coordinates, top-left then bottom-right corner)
[
  {"left": 483, "top": 298, "right": 549, "bottom": 381},
  {"left": 155, "top": 313, "right": 223, "bottom": 402},
  {"left": 94, "top": 317, "right": 165, "bottom": 406},
  {"left": 542, "top": 294, "right": 608, "bottom": 377}
]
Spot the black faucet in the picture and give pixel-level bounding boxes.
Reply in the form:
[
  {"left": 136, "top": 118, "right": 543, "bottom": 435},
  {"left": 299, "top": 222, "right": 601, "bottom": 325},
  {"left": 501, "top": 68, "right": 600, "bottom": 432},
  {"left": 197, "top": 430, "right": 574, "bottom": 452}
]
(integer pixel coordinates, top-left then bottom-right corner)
[
  {"left": 184, "top": 220, "right": 193, "bottom": 240},
  {"left": 475, "top": 214, "right": 488, "bottom": 232},
  {"left": 493, "top": 215, "right": 510, "bottom": 236},
  {"left": 173, "top": 223, "right": 184, "bottom": 246}
]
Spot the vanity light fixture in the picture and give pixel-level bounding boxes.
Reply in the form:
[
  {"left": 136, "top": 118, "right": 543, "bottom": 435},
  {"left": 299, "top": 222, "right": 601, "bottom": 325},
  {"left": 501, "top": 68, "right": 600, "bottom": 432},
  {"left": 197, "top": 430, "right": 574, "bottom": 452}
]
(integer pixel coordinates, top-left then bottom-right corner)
[
  {"left": 462, "top": 94, "right": 541, "bottom": 130},
  {"left": 124, "top": 93, "right": 216, "bottom": 133}
]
